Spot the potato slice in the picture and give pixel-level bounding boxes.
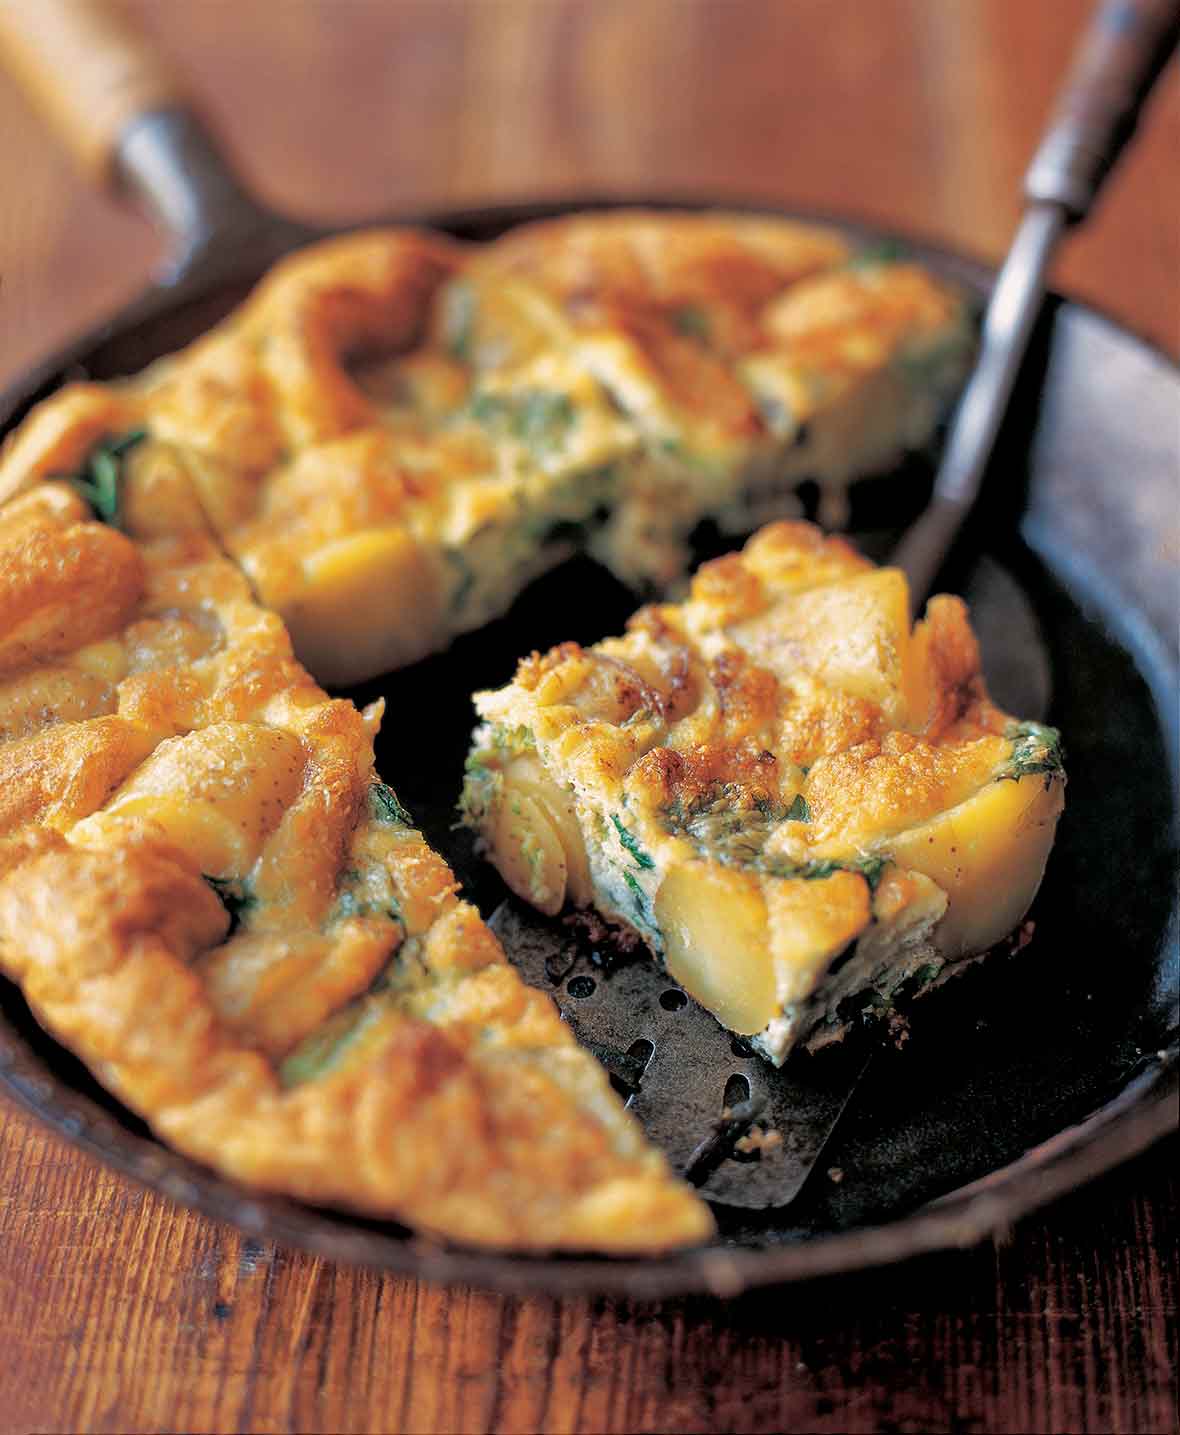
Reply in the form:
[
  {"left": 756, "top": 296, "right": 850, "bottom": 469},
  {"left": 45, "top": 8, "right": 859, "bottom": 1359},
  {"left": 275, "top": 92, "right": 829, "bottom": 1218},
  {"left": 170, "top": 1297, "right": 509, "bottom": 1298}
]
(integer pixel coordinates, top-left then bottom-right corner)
[
  {"left": 464, "top": 518, "right": 1066, "bottom": 1065},
  {"left": 729, "top": 568, "right": 913, "bottom": 719},
  {"left": 499, "top": 755, "right": 593, "bottom": 906},
  {"left": 477, "top": 750, "right": 597, "bottom": 915},
  {"left": 0, "top": 665, "right": 117, "bottom": 742},
  {"left": 71, "top": 638, "right": 130, "bottom": 684},
  {"left": 102, "top": 722, "right": 306, "bottom": 879},
  {"left": 888, "top": 773, "right": 1065, "bottom": 958},
  {"left": 490, "top": 788, "right": 569, "bottom": 916},
  {"left": 0, "top": 716, "right": 156, "bottom": 837},
  {"left": 765, "top": 869, "right": 871, "bottom": 1007},
  {"left": 654, "top": 861, "right": 777, "bottom": 1035},
  {"left": 199, "top": 923, "right": 399, "bottom": 1060},
  {"left": 277, "top": 527, "right": 445, "bottom": 686},
  {"left": 802, "top": 733, "right": 1009, "bottom": 857}
]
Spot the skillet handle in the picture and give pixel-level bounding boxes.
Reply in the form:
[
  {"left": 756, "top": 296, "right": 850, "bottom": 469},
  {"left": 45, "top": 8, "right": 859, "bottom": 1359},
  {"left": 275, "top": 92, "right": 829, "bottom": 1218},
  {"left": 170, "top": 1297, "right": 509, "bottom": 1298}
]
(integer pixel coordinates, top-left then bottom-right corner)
[
  {"left": 0, "top": 0, "right": 277, "bottom": 266},
  {"left": 0, "top": 0, "right": 184, "bottom": 184},
  {"left": 1025, "top": 0, "right": 1180, "bottom": 217}
]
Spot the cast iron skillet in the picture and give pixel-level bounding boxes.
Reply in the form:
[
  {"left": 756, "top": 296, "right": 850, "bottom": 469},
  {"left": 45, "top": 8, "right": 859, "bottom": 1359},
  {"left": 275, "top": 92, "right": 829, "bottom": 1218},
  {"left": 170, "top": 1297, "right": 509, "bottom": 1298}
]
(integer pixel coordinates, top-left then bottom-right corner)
[{"left": 0, "top": 3, "right": 1176, "bottom": 1298}]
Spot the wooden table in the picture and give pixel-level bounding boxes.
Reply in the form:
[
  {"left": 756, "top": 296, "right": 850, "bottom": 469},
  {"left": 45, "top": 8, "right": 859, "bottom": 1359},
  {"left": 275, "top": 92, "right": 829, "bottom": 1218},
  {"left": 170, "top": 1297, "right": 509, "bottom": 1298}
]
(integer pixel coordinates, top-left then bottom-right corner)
[{"left": 0, "top": 4, "right": 1176, "bottom": 1431}]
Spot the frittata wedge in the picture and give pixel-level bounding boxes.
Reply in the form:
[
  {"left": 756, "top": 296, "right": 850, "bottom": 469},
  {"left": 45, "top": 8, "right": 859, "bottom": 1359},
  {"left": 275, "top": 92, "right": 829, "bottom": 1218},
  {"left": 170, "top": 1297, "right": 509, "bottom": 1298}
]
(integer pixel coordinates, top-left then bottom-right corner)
[
  {"left": 0, "top": 215, "right": 972, "bottom": 685},
  {"left": 0, "top": 475, "right": 711, "bottom": 1251},
  {"left": 463, "top": 522, "right": 1065, "bottom": 1064}
]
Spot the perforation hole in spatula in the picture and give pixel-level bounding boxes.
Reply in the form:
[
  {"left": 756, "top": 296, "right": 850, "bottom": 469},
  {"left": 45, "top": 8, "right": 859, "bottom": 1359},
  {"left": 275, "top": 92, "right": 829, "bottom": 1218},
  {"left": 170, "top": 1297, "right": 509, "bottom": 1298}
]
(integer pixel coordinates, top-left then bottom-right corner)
[{"left": 489, "top": 898, "right": 872, "bottom": 1210}]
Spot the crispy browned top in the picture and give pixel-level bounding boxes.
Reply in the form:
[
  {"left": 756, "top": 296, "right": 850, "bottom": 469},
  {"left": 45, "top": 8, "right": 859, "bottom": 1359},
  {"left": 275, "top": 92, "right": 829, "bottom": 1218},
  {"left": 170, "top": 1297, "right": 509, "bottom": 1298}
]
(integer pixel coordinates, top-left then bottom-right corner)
[{"left": 0, "top": 479, "right": 710, "bottom": 1252}]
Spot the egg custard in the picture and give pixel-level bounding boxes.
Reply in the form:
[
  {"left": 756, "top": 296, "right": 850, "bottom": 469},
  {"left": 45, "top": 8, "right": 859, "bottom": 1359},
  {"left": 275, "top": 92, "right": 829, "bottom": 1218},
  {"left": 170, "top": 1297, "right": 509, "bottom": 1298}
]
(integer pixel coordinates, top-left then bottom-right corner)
[
  {"left": 0, "top": 480, "right": 711, "bottom": 1251},
  {"left": 463, "top": 522, "right": 1065, "bottom": 1064},
  {"left": 1, "top": 214, "right": 972, "bottom": 685}
]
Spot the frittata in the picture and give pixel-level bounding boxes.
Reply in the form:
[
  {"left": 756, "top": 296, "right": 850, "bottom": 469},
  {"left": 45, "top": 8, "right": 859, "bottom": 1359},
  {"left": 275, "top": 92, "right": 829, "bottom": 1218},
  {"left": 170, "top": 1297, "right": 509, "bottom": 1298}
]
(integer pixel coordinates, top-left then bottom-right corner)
[
  {"left": 0, "top": 214, "right": 972, "bottom": 684},
  {"left": 463, "top": 522, "right": 1065, "bottom": 1064},
  {"left": 0, "top": 477, "right": 711, "bottom": 1251},
  {"left": 0, "top": 211, "right": 991, "bottom": 1248}
]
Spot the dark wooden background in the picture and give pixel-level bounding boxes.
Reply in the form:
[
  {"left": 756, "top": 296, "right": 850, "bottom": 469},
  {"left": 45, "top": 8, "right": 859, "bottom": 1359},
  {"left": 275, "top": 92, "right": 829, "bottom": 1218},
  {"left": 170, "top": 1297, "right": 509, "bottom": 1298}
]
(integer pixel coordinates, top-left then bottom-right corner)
[{"left": 0, "top": 3, "right": 1176, "bottom": 1431}]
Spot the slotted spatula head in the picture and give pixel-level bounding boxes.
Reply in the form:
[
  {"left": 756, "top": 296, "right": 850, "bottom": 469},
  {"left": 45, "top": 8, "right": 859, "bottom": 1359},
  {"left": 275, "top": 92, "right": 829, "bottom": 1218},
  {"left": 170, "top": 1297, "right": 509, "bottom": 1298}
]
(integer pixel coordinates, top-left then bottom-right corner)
[{"left": 489, "top": 899, "right": 871, "bottom": 1210}]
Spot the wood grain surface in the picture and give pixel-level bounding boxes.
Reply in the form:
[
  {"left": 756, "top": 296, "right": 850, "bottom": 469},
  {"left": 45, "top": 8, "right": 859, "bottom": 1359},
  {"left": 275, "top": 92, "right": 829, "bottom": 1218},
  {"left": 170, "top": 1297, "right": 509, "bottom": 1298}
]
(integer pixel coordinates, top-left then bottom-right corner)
[
  {"left": 0, "top": 3, "right": 1177, "bottom": 1432},
  {"left": 0, "top": 1101, "right": 1175, "bottom": 1435}
]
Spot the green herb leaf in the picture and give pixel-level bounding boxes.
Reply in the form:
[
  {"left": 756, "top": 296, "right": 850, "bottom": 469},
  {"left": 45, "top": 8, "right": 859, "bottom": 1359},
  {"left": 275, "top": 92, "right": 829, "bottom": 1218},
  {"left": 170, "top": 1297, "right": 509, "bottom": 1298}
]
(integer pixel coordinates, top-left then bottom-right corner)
[
  {"left": 517, "top": 390, "right": 575, "bottom": 449},
  {"left": 766, "top": 854, "right": 888, "bottom": 891},
  {"left": 457, "top": 760, "right": 501, "bottom": 829},
  {"left": 894, "top": 326, "right": 974, "bottom": 390},
  {"left": 662, "top": 781, "right": 786, "bottom": 867},
  {"left": 443, "top": 549, "right": 477, "bottom": 614},
  {"left": 335, "top": 890, "right": 363, "bottom": 920},
  {"left": 518, "top": 468, "right": 616, "bottom": 550},
  {"left": 63, "top": 428, "right": 147, "bottom": 529},
  {"left": 107, "top": 429, "right": 148, "bottom": 456},
  {"left": 490, "top": 723, "right": 535, "bottom": 754},
  {"left": 277, "top": 999, "right": 378, "bottom": 1088},
  {"left": 670, "top": 305, "right": 711, "bottom": 342},
  {"left": 333, "top": 887, "right": 401, "bottom": 924},
  {"left": 368, "top": 782, "right": 413, "bottom": 826},
  {"left": 661, "top": 779, "right": 887, "bottom": 887},
  {"left": 470, "top": 388, "right": 576, "bottom": 456},
  {"left": 611, "top": 813, "right": 655, "bottom": 869},
  {"left": 623, "top": 868, "right": 650, "bottom": 919},
  {"left": 785, "top": 793, "right": 812, "bottom": 822},
  {"left": 1001, "top": 721, "right": 1066, "bottom": 785}
]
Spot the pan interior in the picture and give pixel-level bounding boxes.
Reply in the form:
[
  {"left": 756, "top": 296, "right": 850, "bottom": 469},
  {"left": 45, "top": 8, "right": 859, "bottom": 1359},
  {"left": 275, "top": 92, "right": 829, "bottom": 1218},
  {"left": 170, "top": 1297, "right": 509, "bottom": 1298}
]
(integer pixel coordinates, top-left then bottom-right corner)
[
  {"left": 346, "top": 530, "right": 1176, "bottom": 1238},
  {"left": 0, "top": 523, "right": 1174, "bottom": 1243},
  {"left": 0, "top": 203, "right": 1175, "bottom": 1285}
]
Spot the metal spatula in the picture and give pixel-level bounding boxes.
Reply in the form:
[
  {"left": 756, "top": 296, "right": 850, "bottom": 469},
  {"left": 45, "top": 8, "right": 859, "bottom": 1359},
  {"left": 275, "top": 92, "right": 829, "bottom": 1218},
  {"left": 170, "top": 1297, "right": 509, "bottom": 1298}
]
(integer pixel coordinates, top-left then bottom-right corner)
[
  {"left": 491, "top": 900, "right": 870, "bottom": 1209},
  {"left": 494, "top": 0, "right": 1180, "bottom": 1211}
]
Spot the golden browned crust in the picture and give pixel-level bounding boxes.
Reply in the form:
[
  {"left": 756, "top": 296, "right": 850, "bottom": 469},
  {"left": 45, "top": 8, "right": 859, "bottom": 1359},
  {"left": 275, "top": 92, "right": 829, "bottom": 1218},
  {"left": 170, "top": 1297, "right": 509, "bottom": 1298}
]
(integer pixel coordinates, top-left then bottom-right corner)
[
  {"left": 0, "top": 830, "right": 709, "bottom": 1250},
  {"left": 0, "top": 494, "right": 144, "bottom": 676},
  {"left": 464, "top": 522, "right": 1065, "bottom": 1061},
  {"left": 483, "top": 210, "right": 852, "bottom": 349},
  {"left": 477, "top": 212, "right": 969, "bottom": 492},
  {"left": 0, "top": 213, "right": 972, "bottom": 683},
  {"left": 472, "top": 212, "right": 843, "bottom": 450},
  {"left": 0, "top": 486, "right": 710, "bottom": 1252}
]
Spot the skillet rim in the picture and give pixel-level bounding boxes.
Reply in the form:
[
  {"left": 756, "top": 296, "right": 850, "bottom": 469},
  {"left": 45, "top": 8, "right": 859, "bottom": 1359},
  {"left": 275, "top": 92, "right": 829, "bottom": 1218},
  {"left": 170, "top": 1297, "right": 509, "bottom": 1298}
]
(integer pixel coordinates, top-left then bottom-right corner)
[{"left": 0, "top": 196, "right": 1176, "bottom": 1298}]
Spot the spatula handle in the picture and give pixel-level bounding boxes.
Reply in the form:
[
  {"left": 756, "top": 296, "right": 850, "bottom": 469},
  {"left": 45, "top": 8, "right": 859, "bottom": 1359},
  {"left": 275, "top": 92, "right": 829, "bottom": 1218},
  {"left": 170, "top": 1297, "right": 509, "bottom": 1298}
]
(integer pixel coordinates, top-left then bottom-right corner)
[
  {"left": 1025, "top": 0, "right": 1180, "bottom": 217},
  {"left": 0, "top": 0, "right": 184, "bottom": 186}
]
